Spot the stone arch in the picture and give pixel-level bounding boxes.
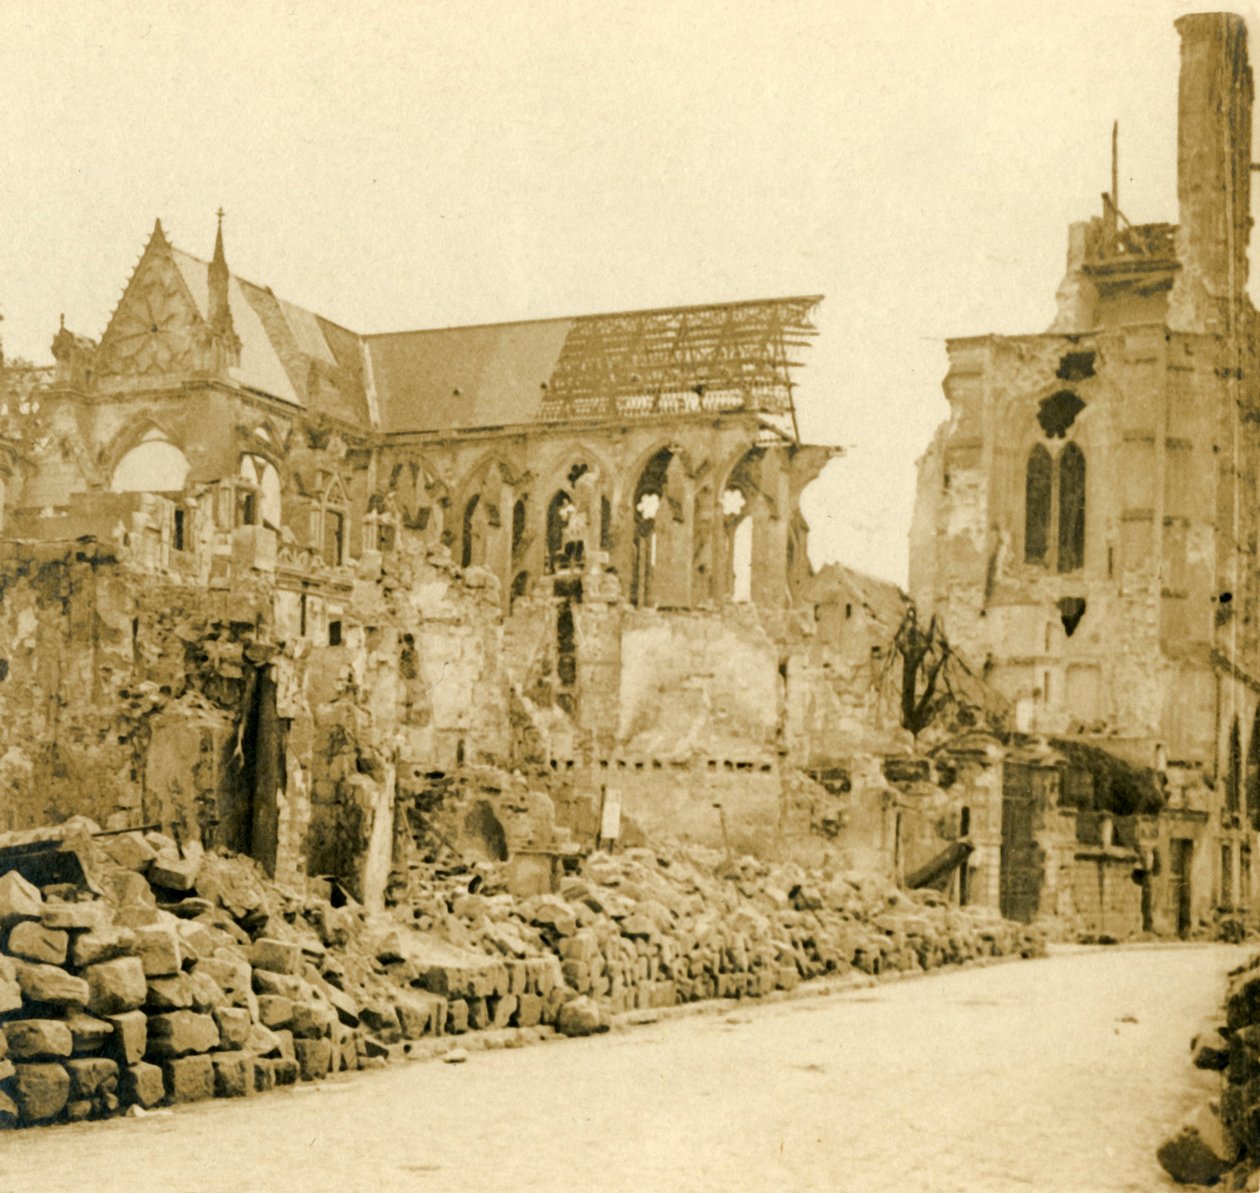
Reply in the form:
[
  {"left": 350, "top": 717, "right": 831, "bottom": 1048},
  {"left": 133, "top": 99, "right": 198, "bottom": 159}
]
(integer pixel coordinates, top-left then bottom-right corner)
[
  {"left": 110, "top": 432, "right": 190, "bottom": 494},
  {"left": 239, "top": 453, "right": 282, "bottom": 530},
  {"left": 630, "top": 446, "right": 694, "bottom": 607}
]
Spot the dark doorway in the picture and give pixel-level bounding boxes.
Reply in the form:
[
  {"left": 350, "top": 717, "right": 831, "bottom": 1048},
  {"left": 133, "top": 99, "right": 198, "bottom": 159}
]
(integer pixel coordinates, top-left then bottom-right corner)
[
  {"left": 1000, "top": 764, "right": 1043, "bottom": 923},
  {"left": 1170, "top": 838, "right": 1193, "bottom": 939}
]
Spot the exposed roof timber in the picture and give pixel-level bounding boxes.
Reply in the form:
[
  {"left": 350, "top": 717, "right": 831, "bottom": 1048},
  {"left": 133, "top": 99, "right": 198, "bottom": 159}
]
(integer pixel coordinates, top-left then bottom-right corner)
[{"left": 539, "top": 295, "right": 821, "bottom": 424}]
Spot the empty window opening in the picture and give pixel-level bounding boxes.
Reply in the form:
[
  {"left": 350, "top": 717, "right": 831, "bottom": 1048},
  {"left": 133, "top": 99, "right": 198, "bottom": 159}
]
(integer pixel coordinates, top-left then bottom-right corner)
[
  {"left": 1057, "top": 442, "right": 1085, "bottom": 573},
  {"left": 461, "top": 494, "right": 487, "bottom": 569},
  {"left": 1037, "top": 390, "right": 1086, "bottom": 438},
  {"left": 1056, "top": 352, "right": 1095, "bottom": 382},
  {"left": 1058, "top": 597, "right": 1087, "bottom": 637},
  {"left": 556, "top": 601, "right": 577, "bottom": 687},
  {"left": 547, "top": 490, "right": 586, "bottom": 574},
  {"left": 1025, "top": 445, "right": 1052, "bottom": 564},
  {"left": 731, "top": 516, "right": 752, "bottom": 602},
  {"left": 173, "top": 508, "right": 186, "bottom": 551},
  {"left": 323, "top": 509, "right": 345, "bottom": 567},
  {"left": 631, "top": 449, "right": 674, "bottom": 606},
  {"left": 239, "top": 454, "right": 282, "bottom": 529},
  {"left": 511, "top": 570, "right": 530, "bottom": 608},
  {"left": 328, "top": 619, "right": 342, "bottom": 646},
  {"left": 567, "top": 462, "right": 589, "bottom": 487},
  {"left": 1227, "top": 717, "right": 1242, "bottom": 815},
  {"left": 600, "top": 495, "right": 612, "bottom": 550},
  {"left": 512, "top": 498, "right": 527, "bottom": 559}
]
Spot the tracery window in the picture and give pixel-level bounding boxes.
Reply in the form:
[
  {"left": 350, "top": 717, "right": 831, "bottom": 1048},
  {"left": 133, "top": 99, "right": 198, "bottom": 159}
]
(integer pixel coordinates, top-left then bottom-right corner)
[{"left": 1024, "top": 435, "right": 1086, "bottom": 573}]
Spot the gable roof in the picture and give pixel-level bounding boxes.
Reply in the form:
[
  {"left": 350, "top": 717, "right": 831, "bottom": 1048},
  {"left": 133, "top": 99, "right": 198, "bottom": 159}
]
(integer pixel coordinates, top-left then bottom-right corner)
[{"left": 98, "top": 223, "right": 820, "bottom": 439}]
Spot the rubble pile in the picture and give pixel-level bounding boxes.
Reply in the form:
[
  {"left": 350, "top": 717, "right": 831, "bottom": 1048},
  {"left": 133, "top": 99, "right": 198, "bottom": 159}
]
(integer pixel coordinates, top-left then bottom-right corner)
[
  {"left": 0, "top": 820, "right": 1042, "bottom": 1129},
  {"left": 413, "top": 847, "right": 1044, "bottom": 1017},
  {"left": 1158, "top": 953, "right": 1260, "bottom": 1188}
]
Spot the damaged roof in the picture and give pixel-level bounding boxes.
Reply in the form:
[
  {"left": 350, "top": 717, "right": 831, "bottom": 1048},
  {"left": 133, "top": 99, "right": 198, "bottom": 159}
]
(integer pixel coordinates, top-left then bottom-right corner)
[{"left": 104, "top": 223, "right": 820, "bottom": 438}]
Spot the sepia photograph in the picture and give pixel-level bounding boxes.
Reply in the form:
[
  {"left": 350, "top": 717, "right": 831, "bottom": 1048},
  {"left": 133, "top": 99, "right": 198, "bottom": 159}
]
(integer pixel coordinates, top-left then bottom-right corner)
[{"left": 1, "top": 1, "right": 1259, "bottom": 1189}]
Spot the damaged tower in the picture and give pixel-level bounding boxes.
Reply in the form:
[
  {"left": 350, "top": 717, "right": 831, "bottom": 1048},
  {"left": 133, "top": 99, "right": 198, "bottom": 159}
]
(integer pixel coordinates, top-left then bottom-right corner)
[{"left": 911, "top": 13, "right": 1259, "bottom": 935}]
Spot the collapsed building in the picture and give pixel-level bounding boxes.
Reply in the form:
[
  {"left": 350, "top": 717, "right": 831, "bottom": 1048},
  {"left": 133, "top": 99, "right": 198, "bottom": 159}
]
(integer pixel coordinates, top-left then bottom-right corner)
[
  {"left": 3, "top": 15, "right": 1248, "bottom": 947},
  {"left": 0, "top": 212, "right": 999, "bottom": 916},
  {"left": 912, "top": 12, "right": 1260, "bottom": 937}
]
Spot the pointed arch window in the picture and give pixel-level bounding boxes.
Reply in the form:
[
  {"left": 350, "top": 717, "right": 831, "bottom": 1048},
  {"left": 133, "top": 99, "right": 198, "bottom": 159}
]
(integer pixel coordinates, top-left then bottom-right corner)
[
  {"left": 1024, "top": 446, "right": 1052, "bottom": 565},
  {"left": 1227, "top": 716, "right": 1243, "bottom": 817},
  {"left": 1024, "top": 441, "right": 1086, "bottom": 573}
]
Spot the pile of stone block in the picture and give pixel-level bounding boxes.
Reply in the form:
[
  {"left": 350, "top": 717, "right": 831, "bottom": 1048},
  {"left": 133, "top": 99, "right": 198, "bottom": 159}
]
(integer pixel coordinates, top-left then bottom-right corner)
[
  {"left": 0, "top": 821, "right": 1044, "bottom": 1131},
  {"left": 410, "top": 847, "right": 1044, "bottom": 1031},
  {"left": 1158, "top": 953, "right": 1260, "bottom": 1188},
  {"left": 0, "top": 828, "right": 451, "bottom": 1128}
]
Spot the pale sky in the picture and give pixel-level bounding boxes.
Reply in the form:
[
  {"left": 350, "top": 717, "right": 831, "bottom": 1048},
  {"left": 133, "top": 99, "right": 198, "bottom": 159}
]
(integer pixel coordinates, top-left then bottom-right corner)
[{"left": 1, "top": 1, "right": 1256, "bottom": 586}]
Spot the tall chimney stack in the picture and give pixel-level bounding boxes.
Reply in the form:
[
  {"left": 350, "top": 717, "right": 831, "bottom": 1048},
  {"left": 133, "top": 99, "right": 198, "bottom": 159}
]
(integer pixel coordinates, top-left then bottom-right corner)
[{"left": 1173, "top": 12, "right": 1254, "bottom": 331}]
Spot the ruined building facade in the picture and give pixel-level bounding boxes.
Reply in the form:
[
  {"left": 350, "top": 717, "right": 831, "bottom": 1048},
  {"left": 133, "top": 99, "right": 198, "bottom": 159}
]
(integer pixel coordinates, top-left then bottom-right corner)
[
  {"left": 0, "top": 213, "right": 996, "bottom": 913},
  {"left": 912, "top": 13, "right": 1260, "bottom": 935}
]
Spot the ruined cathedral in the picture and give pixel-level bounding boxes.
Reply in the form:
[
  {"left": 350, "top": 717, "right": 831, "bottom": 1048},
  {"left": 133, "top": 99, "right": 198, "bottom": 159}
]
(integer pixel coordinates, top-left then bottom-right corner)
[{"left": 0, "top": 12, "right": 1255, "bottom": 941}]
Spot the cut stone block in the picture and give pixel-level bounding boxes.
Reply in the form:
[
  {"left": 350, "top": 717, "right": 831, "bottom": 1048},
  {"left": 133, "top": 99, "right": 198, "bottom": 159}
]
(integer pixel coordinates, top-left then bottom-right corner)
[
  {"left": 103, "top": 832, "right": 157, "bottom": 873},
  {"left": 85, "top": 956, "right": 147, "bottom": 1015},
  {"left": 13, "top": 1062, "right": 70, "bottom": 1123},
  {"left": 106, "top": 1011, "right": 147, "bottom": 1065},
  {"left": 15, "top": 961, "right": 89, "bottom": 1007},
  {"left": 65, "top": 1012, "right": 114, "bottom": 1054},
  {"left": 0, "top": 871, "right": 43, "bottom": 928},
  {"left": 66, "top": 1056, "right": 118, "bottom": 1100},
  {"left": 145, "top": 1011, "right": 220, "bottom": 1059},
  {"left": 213, "top": 1006, "right": 252, "bottom": 1051},
  {"left": 73, "top": 926, "right": 137, "bottom": 968},
  {"left": 293, "top": 1038, "right": 332, "bottom": 1082},
  {"left": 6, "top": 1019, "right": 73, "bottom": 1060},
  {"left": 212, "top": 1051, "right": 255, "bottom": 1098},
  {"left": 121, "top": 1061, "right": 165, "bottom": 1108},
  {"left": 40, "top": 900, "right": 111, "bottom": 933},
  {"left": 7, "top": 921, "right": 69, "bottom": 965},
  {"left": 149, "top": 851, "right": 202, "bottom": 893},
  {"left": 250, "top": 938, "right": 303, "bottom": 975},
  {"left": 163, "top": 1054, "right": 215, "bottom": 1103},
  {"left": 133, "top": 923, "right": 182, "bottom": 978},
  {"left": 258, "top": 994, "right": 295, "bottom": 1029},
  {"left": 146, "top": 973, "right": 194, "bottom": 1011}
]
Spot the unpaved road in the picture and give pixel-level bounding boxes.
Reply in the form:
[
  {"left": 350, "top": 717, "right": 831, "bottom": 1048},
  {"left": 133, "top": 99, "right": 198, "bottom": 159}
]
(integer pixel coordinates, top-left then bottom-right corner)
[{"left": 0, "top": 944, "right": 1240, "bottom": 1193}]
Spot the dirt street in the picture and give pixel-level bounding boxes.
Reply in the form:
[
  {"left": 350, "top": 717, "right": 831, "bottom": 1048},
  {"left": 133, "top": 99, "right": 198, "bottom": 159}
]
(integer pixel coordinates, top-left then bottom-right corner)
[{"left": 0, "top": 944, "right": 1240, "bottom": 1193}]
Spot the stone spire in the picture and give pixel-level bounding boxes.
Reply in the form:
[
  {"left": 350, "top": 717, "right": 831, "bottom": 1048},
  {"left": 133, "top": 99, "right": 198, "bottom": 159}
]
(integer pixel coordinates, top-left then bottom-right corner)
[{"left": 208, "top": 208, "right": 241, "bottom": 368}]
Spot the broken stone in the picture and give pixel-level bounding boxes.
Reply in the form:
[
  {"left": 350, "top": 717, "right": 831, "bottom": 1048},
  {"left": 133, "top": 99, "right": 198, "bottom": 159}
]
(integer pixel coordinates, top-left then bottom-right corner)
[
  {"left": 145, "top": 1011, "right": 220, "bottom": 1059},
  {"left": 121, "top": 1061, "right": 165, "bottom": 1108},
  {"left": 73, "top": 926, "right": 137, "bottom": 968},
  {"left": 149, "top": 849, "right": 203, "bottom": 893},
  {"left": 6, "top": 1020, "right": 73, "bottom": 1060},
  {"left": 0, "top": 871, "right": 43, "bottom": 928},
  {"left": 133, "top": 922, "right": 182, "bottom": 977},
  {"left": 13, "top": 1062, "right": 70, "bottom": 1123},
  {"left": 15, "top": 960, "right": 89, "bottom": 1007},
  {"left": 213, "top": 1006, "right": 252, "bottom": 1051},
  {"left": 163, "top": 1054, "right": 215, "bottom": 1103},
  {"left": 106, "top": 1011, "right": 147, "bottom": 1065},
  {"left": 557, "top": 995, "right": 605, "bottom": 1038},
  {"left": 212, "top": 1051, "right": 255, "bottom": 1098},
  {"left": 189, "top": 969, "right": 226, "bottom": 1012},
  {"left": 252, "top": 969, "right": 309, "bottom": 1000},
  {"left": 250, "top": 937, "right": 303, "bottom": 975},
  {"left": 40, "top": 899, "right": 111, "bottom": 933},
  {"left": 85, "top": 956, "right": 148, "bottom": 1015},
  {"left": 0, "top": 1090, "right": 17, "bottom": 1128},
  {"left": 258, "top": 994, "right": 295, "bottom": 1029},
  {"left": 103, "top": 832, "right": 157, "bottom": 873},
  {"left": 289, "top": 1000, "right": 336, "bottom": 1039},
  {"left": 1193, "top": 1027, "right": 1232, "bottom": 1071},
  {"left": 66, "top": 1056, "right": 118, "bottom": 1100},
  {"left": 7, "top": 920, "right": 70, "bottom": 964},
  {"left": 65, "top": 1013, "right": 114, "bottom": 1054},
  {"left": 146, "top": 973, "right": 194, "bottom": 1011},
  {"left": 1157, "top": 1103, "right": 1239, "bottom": 1186},
  {"left": 293, "top": 1038, "right": 332, "bottom": 1081},
  {"left": 514, "top": 992, "right": 544, "bottom": 1028},
  {"left": 0, "top": 956, "right": 22, "bottom": 1015}
]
